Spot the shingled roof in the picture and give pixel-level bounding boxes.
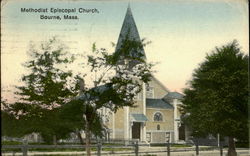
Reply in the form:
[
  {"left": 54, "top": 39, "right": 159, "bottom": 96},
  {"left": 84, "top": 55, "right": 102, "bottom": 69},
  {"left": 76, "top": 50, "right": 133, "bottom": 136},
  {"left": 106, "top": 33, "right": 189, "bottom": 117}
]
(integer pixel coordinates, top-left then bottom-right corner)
[
  {"left": 164, "top": 92, "right": 184, "bottom": 100},
  {"left": 146, "top": 98, "right": 174, "bottom": 109},
  {"left": 131, "top": 113, "right": 148, "bottom": 122},
  {"left": 115, "top": 5, "right": 146, "bottom": 62}
]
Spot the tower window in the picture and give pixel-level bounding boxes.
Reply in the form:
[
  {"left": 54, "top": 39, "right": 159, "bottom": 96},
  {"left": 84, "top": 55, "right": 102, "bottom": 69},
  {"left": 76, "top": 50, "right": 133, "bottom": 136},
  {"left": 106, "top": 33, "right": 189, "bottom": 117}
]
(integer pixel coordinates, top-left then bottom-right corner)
[
  {"left": 146, "top": 84, "right": 154, "bottom": 98},
  {"left": 154, "top": 112, "right": 163, "bottom": 121}
]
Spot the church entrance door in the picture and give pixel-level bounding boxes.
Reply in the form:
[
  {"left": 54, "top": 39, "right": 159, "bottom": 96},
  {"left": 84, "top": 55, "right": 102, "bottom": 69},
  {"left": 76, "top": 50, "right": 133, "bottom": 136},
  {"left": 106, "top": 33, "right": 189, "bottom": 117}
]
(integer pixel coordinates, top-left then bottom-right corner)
[
  {"left": 179, "top": 123, "right": 185, "bottom": 140},
  {"left": 132, "top": 122, "right": 140, "bottom": 139}
]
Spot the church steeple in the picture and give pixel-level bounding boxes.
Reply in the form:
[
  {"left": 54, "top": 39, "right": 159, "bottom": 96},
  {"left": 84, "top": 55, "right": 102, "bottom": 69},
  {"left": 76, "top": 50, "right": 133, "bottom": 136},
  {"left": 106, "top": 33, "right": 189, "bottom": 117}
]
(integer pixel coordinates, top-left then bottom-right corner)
[{"left": 115, "top": 4, "right": 146, "bottom": 63}]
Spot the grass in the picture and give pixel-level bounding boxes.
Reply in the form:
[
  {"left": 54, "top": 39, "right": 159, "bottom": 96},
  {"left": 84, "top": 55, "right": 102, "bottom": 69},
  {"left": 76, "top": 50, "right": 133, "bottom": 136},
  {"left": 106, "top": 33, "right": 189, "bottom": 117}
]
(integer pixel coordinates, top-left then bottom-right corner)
[
  {"left": 171, "top": 144, "right": 192, "bottom": 147},
  {"left": 2, "top": 154, "right": 156, "bottom": 156},
  {"left": 149, "top": 143, "right": 192, "bottom": 147},
  {"left": 29, "top": 155, "right": 83, "bottom": 156},
  {"left": 1, "top": 148, "right": 22, "bottom": 152},
  {"left": 103, "top": 142, "right": 124, "bottom": 146},
  {"left": 2, "top": 140, "right": 199, "bottom": 155},
  {"left": 1, "top": 143, "right": 133, "bottom": 152},
  {"left": 1, "top": 141, "right": 22, "bottom": 145},
  {"left": 102, "top": 147, "right": 132, "bottom": 151},
  {"left": 235, "top": 141, "right": 249, "bottom": 148}
]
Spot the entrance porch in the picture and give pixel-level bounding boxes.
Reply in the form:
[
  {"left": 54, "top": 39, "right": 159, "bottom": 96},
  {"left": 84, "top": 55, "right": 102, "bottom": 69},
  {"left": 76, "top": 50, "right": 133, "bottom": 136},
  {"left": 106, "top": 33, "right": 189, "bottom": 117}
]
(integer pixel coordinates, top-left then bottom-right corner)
[{"left": 129, "top": 114, "right": 148, "bottom": 142}]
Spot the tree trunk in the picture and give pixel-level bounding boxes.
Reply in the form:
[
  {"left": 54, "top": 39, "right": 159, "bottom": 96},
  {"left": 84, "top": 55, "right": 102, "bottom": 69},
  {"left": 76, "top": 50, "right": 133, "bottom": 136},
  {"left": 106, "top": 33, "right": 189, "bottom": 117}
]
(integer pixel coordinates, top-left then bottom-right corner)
[
  {"left": 85, "top": 118, "right": 91, "bottom": 156},
  {"left": 53, "top": 135, "right": 57, "bottom": 145},
  {"left": 77, "top": 130, "right": 84, "bottom": 145},
  {"left": 227, "top": 136, "right": 237, "bottom": 156}
]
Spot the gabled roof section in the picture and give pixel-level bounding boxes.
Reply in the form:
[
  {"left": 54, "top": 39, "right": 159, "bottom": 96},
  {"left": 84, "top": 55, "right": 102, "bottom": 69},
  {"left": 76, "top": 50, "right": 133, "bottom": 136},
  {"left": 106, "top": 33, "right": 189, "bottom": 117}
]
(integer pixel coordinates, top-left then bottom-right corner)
[
  {"left": 164, "top": 92, "right": 184, "bottom": 100},
  {"left": 151, "top": 75, "right": 170, "bottom": 93},
  {"left": 115, "top": 5, "right": 146, "bottom": 60},
  {"left": 146, "top": 98, "right": 174, "bottom": 109}
]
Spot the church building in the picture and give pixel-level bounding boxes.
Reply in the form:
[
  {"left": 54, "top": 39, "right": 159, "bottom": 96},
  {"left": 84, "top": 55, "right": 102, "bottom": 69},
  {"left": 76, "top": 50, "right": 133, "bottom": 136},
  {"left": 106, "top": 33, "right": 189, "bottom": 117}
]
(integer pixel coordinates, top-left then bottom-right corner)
[{"left": 102, "top": 5, "right": 187, "bottom": 143}]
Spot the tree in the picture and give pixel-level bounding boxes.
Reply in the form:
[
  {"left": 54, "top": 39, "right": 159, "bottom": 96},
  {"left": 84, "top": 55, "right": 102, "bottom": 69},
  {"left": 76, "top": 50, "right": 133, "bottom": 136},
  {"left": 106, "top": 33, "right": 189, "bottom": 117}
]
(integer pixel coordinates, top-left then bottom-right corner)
[
  {"left": 2, "top": 37, "right": 77, "bottom": 144},
  {"left": 2, "top": 34, "right": 153, "bottom": 155},
  {"left": 181, "top": 40, "right": 248, "bottom": 156},
  {"left": 70, "top": 36, "right": 152, "bottom": 155}
]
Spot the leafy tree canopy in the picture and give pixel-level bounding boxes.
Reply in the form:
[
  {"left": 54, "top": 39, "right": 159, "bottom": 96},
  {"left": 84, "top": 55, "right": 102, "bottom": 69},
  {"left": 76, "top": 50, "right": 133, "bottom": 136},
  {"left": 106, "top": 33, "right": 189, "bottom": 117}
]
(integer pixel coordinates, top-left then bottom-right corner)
[
  {"left": 182, "top": 40, "right": 248, "bottom": 139},
  {"left": 1, "top": 37, "right": 78, "bottom": 143},
  {"left": 181, "top": 40, "right": 248, "bottom": 141},
  {"left": 2, "top": 35, "right": 153, "bottom": 146},
  {"left": 71, "top": 36, "right": 153, "bottom": 137}
]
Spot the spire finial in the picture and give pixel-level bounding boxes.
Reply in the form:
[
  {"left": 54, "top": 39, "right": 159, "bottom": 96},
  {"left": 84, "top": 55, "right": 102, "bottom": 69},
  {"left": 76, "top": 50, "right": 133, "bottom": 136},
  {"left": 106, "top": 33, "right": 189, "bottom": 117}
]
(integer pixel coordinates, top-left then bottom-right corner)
[{"left": 126, "top": 2, "right": 132, "bottom": 15}]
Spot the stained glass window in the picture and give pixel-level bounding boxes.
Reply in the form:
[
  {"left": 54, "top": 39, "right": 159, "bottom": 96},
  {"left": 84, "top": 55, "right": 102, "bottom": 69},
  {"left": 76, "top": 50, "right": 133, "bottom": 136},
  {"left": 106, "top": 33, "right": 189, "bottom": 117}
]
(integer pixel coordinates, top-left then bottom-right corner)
[{"left": 154, "top": 112, "right": 163, "bottom": 121}]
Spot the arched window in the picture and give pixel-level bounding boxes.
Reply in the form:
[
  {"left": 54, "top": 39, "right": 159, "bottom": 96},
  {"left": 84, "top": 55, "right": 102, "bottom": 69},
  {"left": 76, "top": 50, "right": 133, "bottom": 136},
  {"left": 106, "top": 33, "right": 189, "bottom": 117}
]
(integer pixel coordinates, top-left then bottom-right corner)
[
  {"left": 157, "top": 125, "right": 160, "bottom": 130},
  {"left": 154, "top": 112, "right": 163, "bottom": 121}
]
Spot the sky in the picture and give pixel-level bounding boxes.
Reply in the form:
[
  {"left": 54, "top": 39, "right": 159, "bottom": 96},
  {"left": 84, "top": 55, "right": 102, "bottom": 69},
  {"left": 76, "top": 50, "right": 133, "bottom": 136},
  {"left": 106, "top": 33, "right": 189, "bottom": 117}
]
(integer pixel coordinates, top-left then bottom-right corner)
[{"left": 1, "top": 0, "right": 249, "bottom": 103}]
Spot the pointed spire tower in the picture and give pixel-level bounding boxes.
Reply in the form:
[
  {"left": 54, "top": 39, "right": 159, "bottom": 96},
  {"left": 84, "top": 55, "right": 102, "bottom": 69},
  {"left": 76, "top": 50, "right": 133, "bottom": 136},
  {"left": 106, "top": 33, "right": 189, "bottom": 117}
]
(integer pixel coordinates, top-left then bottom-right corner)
[{"left": 115, "top": 4, "right": 146, "bottom": 67}]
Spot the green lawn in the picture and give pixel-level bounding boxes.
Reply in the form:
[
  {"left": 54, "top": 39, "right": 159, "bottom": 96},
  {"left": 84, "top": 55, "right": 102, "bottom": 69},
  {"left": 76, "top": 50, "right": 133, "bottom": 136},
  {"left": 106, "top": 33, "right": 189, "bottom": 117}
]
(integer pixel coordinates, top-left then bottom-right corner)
[
  {"left": 1, "top": 141, "right": 22, "bottom": 145},
  {"left": 171, "top": 144, "right": 192, "bottom": 147},
  {"left": 149, "top": 143, "right": 192, "bottom": 147},
  {"left": 1, "top": 141, "right": 133, "bottom": 152}
]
